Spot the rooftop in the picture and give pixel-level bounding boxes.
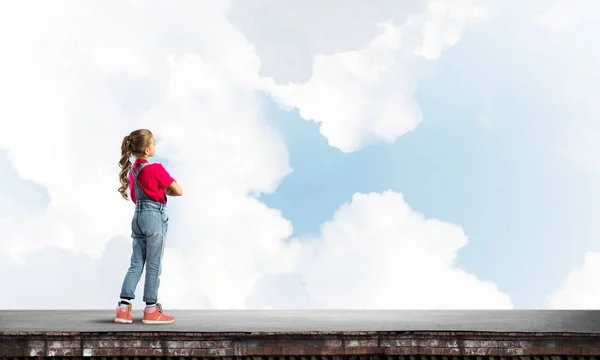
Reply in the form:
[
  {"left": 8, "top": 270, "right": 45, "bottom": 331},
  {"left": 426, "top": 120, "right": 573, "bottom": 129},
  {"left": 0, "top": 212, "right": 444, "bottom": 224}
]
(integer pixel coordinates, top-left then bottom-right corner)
[{"left": 1, "top": 310, "right": 599, "bottom": 333}]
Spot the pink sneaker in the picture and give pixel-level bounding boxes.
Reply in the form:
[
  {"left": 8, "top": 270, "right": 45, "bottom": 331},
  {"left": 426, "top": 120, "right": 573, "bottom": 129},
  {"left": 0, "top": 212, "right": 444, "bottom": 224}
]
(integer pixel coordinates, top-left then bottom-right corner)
[
  {"left": 114, "top": 302, "right": 133, "bottom": 324},
  {"left": 142, "top": 303, "right": 175, "bottom": 324}
]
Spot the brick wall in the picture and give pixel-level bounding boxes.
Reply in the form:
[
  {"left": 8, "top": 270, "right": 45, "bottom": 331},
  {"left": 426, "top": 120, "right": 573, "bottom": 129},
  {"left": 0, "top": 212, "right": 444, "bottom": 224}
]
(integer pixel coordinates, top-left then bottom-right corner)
[{"left": 1, "top": 331, "right": 600, "bottom": 358}]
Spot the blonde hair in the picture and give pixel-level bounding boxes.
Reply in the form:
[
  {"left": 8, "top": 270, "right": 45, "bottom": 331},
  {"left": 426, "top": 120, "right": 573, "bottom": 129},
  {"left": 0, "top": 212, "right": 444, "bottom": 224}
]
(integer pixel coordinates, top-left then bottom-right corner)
[{"left": 118, "top": 129, "right": 153, "bottom": 200}]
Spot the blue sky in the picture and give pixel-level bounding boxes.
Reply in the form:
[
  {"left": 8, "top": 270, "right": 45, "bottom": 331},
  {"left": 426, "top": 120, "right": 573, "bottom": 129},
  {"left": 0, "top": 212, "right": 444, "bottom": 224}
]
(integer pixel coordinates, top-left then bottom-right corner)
[{"left": 261, "top": 4, "right": 600, "bottom": 308}]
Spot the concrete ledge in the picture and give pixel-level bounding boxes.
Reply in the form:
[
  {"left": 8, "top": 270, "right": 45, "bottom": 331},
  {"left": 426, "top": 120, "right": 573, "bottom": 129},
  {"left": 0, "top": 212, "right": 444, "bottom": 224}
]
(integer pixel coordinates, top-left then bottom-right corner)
[
  {"left": 2, "top": 310, "right": 600, "bottom": 333},
  {"left": 2, "top": 331, "right": 600, "bottom": 358},
  {"left": 3, "top": 311, "right": 600, "bottom": 358}
]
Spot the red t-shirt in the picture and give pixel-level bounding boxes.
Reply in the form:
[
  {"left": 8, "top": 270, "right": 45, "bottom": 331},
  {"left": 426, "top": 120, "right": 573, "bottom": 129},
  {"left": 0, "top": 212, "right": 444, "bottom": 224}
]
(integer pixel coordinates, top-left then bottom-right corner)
[{"left": 128, "top": 159, "right": 175, "bottom": 204}]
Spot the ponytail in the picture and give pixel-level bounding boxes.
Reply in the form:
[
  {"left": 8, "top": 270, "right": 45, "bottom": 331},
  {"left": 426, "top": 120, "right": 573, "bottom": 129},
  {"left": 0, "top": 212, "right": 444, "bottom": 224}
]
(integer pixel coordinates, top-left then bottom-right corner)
[{"left": 118, "top": 135, "right": 132, "bottom": 200}]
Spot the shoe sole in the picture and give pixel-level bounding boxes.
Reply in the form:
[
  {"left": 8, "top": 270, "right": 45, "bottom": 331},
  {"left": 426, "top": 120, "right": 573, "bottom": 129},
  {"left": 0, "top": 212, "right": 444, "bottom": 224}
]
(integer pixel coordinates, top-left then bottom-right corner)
[
  {"left": 114, "top": 318, "right": 133, "bottom": 324},
  {"left": 142, "top": 319, "right": 175, "bottom": 324}
]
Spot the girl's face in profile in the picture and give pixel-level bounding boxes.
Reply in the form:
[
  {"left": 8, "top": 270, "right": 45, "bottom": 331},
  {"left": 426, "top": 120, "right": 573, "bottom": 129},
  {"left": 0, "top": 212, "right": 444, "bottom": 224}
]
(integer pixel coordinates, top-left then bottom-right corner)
[{"left": 145, "top": 136, "right": 156, "bottom": 158}]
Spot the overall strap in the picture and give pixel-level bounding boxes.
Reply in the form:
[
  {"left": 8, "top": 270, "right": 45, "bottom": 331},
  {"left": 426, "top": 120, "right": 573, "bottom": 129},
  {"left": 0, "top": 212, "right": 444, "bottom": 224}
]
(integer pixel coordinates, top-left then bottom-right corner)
[{"left": 131, "top": 162, "right": 151, "bottom": 202}]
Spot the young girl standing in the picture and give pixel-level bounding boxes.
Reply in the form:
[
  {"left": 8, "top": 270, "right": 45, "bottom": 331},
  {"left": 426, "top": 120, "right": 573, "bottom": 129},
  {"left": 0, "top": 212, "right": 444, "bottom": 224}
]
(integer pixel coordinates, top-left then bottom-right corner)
[{"left": 114, "top": 129, "right": 183, "bottom": 324}]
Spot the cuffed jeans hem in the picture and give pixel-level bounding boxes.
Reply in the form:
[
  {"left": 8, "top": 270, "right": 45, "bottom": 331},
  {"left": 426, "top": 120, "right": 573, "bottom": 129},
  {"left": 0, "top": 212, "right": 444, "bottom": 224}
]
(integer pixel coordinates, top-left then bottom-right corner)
[{"left": 119, "top": 293, "right": 135, "bottom": 300}]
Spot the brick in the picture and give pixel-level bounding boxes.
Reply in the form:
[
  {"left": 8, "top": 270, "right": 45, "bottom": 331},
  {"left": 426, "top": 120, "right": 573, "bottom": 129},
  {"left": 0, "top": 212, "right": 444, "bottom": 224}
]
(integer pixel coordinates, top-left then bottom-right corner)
[
  {"left": 131, "top": 339, "right": 146, "bottom": 347},
  {"left": 148, "top": 340, "right": 162, "bottom": 348},
  {"left": 82, "top": 340, "right": 99, "bottom": 348},
  {"left": 166, "top": 348, "right": 192, "bottom": 356},
  {"left": 302, "top": 339, "right": 326, "bottom": 348},
  {"left": 421, "top": 347, "right": 434, "bottom": 355},
  {"left": 442, "top": 347, "right": 460, "bottom": 356},
  {"left": 462, "top": 347, "right": 489, "bottom": 356},
  {"left": 219, "top": 348, "right": 233, "bottom": 356},
  {"left": 244, "top": 340, "right": 264, "bottom": 348},
  {"left": 145, "top": 348, "right": 157, "bottom": 356},
  {"left": 48, "top": 340, "right": 64, "bottom": 349},
  {"left": 252, "top": 347, "right": 265, "bottom": 356},
  {"left": 6, "top": 347, "right": 25, "bottom": 357},
  {"left": 476, "top": 347, "right": 489, "bottom": 355},
  {"left": 539, "top": 346, "right": 551, "bottom": 354},
  {"left": 332, "top": 347, "right": 346, "bottom": 355},
  {"left": 153, "top": 349, "right": 164, "bottom": 356},
  {"left": 165, "top": 340, "right": 184, "bottom": 348},
  {"left": 192, "top": 348, "right": 217, "bottom": 357},
  {"left": 444, "top": 339, "right": 459, "bottom": 347},
  {"left": 463, "top": 340, "right": 481, "bottom": 347},
  {"left": 346, "top": 339, "right": 378, "bottom": 347},
  {"left": 47, "top": 348, "right": 81, "bottom": 356},
  {"left": 516, "top": 340, "right": 534, "bottom": 348},
  {"left": 480, "top": 340, "right": 498, "bottom": 347},
  {"left": 97, "top": 340, "right": 114, "bottom": 348},
  {"left": 354, "top": 346, "right": 379, "bottom": 354},
  {"left": 325, "top": 339, "right": 343, "bottom": 347},
  {"left": 110, "top": 347, "right": 125, "bottom": 357},
  {"left": 28, "top": 340, "right": 45, "bottom": 348},
  {"left": 384, "top": 347, "right": 410, "bottom": 355},
  {"left": 28, "top": 347, "right": 45, "bottom": 357},
  {"left": 4, "top": 329, "right": 600, "bottom": 359},
  {"left": 184, "top": 340, "right": 213, "bottom": 348},
  {"left": 380, "top": 339, "right": 411, "bottom": 347}
]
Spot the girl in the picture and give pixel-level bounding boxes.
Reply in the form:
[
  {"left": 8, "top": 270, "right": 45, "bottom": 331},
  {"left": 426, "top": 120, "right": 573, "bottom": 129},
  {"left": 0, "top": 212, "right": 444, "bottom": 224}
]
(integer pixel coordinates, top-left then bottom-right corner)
[{"left": 114, "top": 129, "right": 183, "bottom": 324}]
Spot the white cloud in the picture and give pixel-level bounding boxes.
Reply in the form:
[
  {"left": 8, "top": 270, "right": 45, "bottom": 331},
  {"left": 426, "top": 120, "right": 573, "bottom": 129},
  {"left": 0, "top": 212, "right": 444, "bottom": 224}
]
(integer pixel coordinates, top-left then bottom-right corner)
[
  {"left": 534, "top": 0, "right": 585, "bottom": 32},
  {"left": 247, "top": 191, "right": 513, "bottom": 309},
  {"left": 253, "top": 0, "right": 497, "bottom": 152},
  {"left": 0, "top": 0, "right": 510, "bottom": 310},
  {"left": 0, "top": 0, "right": 292, "bottom": 308},
  {"left": 129, "top": 0, "right": 153, "bottom": 10},
  {"left": 0, "top": 191, "right": 512, "bottom": 310},
  {"left": 226, "top": 0, "right": 426, "bottom": 85},
  {"left": 82, "top": 44, "right": 149, "bottom": 76},
  {"left": 548, "top": 252, "right": 600, "bottom": 309}
]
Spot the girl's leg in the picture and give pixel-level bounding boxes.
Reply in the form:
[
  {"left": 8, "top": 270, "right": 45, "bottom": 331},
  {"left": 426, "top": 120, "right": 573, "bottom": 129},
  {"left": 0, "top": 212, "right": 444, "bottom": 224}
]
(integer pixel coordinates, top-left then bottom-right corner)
[
  {"left": 119, "top": 236, "right": 146, "bottom": 300},
  {"left": 141, "top": 210, "right": 174, "bottom": 324},
  {"left": 142, "top": 210, "right": 168, "bottom": 303},
  {"left": 142, "top": 230, "right": 166, "bottom": 304}
]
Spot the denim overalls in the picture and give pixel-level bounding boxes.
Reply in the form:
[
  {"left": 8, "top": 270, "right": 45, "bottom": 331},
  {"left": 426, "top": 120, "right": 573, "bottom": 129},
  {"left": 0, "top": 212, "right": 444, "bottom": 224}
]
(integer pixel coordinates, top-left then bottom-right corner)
[{"left": 119, "top": 162, "right": 169, "bottom": 304}]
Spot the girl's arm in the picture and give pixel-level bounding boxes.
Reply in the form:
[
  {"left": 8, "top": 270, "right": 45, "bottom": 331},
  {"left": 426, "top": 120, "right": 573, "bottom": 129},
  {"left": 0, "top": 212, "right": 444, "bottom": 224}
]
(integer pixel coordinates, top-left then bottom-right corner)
[{"left": 166, "top": 181, "right": 183, "bottom": 196}]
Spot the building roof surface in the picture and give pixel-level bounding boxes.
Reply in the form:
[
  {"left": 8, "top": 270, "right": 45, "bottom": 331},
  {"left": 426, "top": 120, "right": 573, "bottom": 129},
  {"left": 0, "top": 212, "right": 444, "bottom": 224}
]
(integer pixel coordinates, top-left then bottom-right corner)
[{"left": 1, "top": 310, "right": 599, "bottom": 333}]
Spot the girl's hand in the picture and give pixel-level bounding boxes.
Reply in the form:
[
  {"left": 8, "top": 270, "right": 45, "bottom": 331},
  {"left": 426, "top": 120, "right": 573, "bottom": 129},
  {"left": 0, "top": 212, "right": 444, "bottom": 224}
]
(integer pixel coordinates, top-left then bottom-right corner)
[{"left": 165, "top": 188, "right": 173, "bottom": 196}]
